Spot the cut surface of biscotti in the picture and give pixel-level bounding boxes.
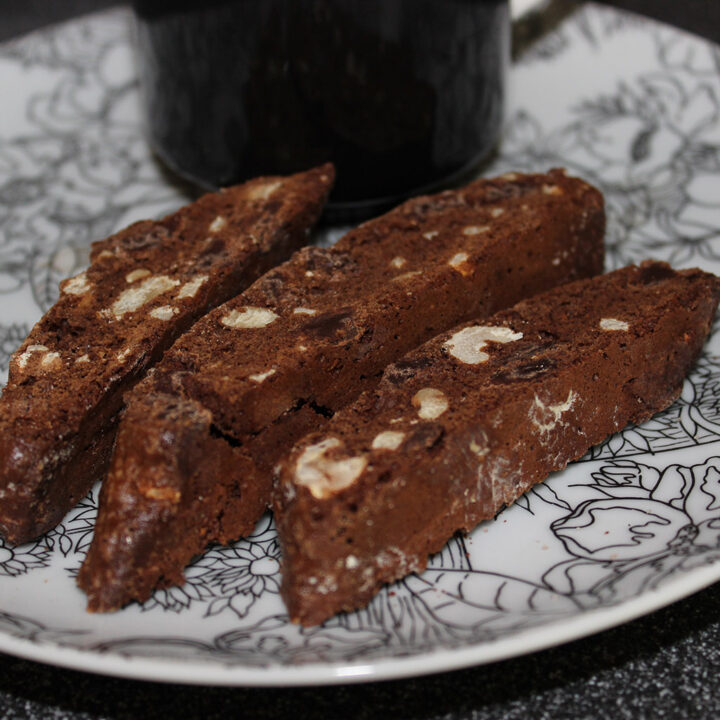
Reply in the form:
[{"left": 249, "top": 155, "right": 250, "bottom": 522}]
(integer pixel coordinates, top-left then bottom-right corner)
[
  {"left": 78, "top": 169, "right": 605, "bottom": 612},
  {"left": 0, "top": 165, "right": 334, "bottom": 544},
  {"left": 274, "top": 261, "right": 720, "bottom": 626}
]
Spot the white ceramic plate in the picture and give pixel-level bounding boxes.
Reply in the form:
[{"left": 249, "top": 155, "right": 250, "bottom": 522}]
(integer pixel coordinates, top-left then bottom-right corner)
[{"left": 1, "top": 3, "right": 720, "bottom": 687}]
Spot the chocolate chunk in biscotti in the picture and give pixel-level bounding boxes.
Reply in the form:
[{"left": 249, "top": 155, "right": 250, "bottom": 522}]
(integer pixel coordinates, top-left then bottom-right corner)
[
  {"left": 274, "top": 261, "right": 720, "bottom": 626},
  {"left": 0, "top": 165, "right": 334, "bottom": 545},
  {"left": 78, "top": 169, "right": 605, "bottom": 612}
]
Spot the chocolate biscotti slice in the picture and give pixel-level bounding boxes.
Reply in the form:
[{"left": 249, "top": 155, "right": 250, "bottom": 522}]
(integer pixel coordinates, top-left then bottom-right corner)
[
  {"left": 0, "top": 165, "right": 334, "bottom": 544},
  {"left": 78, "top": 169, "right": 605, "bottom": 612},
  {"left": 274, "top": 261, "right": 720, "bottom": 626}
]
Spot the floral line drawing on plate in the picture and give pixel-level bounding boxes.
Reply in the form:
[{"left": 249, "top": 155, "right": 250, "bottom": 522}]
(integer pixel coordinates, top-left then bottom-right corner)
[
  {"left": 493, "top": 11, "right": 720, "bottom": 272},
  {"left": 0, "top": 8, "right": 188, "bottom": 315},
  {"left": 141, "top": 514, "right": 283, "bottom": 618},
  {"left": 540, "top": 456, "right": 720, "bottom": 606},
  {"left": 0, "top": 537, "right": 52, "bottom": 577},
  {"left": 45, "top": 489, "right": 99, "bottom": 571}
]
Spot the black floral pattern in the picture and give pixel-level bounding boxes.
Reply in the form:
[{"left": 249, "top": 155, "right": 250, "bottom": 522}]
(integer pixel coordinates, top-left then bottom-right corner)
[
  {"left": 1, "top": 3, "right": 720, "bottom": 678},
  {"left": 0, "top": 8, "right": 188, "bottom": 314},
  {"left": 495, "top": 11, "right": 720, "bottom": 272},
  {"left": 141, "top": 515, "right": 283, "bottom": 618},
  {"left": 541, "top": 457, "right": 720, "bottom": 605},
  {"left": 46, "top": 488, "right": 99, "bottom": 574},
  {"left": 198, "top": 520, "right": 282, "bottom": 620},
  {"left": 0, "top": 537, "right": 51, "bottom": 577}
]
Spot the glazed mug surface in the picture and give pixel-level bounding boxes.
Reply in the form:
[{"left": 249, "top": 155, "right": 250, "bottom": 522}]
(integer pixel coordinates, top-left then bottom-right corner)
[{"left": 133, "top": 0, "right": 509, "bottom": 218}]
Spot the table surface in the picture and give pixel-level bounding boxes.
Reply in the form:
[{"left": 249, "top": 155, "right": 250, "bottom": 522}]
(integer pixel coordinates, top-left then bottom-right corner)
[{"left": 1, "top": 2, "right": 720, "bottom": 718}]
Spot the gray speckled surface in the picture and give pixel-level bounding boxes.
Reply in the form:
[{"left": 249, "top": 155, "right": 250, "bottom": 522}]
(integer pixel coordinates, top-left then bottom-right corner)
[
  {"left": 1, "top": 583, "right": 719, "bottom": 718},
  {"left": 1, "top": 2, "right": 720, "bottom": 718}
]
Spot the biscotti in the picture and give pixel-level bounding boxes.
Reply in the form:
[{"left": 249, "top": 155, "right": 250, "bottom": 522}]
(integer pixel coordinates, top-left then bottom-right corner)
[
  {"left": 78, "top": 169, "right": 605, "bottom": 612},
  {"left": 274, "top": 261, "right": 720, "bottom": 626},
  {"left": 0, "top": 165, "right": 334, "bottom": 544}
]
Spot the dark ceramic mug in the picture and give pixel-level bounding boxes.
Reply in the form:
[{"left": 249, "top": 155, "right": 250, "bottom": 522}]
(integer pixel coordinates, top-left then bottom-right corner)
[{"left": 132, "top": 0, "right": 509, "bottom": 219}]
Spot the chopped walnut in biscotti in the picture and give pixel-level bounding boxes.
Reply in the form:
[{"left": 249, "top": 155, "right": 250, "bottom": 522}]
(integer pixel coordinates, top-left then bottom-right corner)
[
  {"left": 411, "top": 388, "right": 449, "bottom": 419},
  {"left": 444, "top": 325, "right": 524, "bottom": 364}
]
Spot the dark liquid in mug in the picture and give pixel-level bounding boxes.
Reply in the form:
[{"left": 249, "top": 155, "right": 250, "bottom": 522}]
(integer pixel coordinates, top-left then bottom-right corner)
[{"left": 133, "top": 0, "right": 509, "bottom": 219}]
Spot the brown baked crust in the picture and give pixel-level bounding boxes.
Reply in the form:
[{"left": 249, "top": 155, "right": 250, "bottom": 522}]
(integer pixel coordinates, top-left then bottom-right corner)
[
  {"left": 0, "top": 165, "right": 334, "bottom": 544},
  {"left": 78, "top": 393, "right": 262, "bottom": 603},
  {"left": 78, "top": 169, "right": 605, "bottom": 612},
  {"left": 274, "top": 262, "right": 720, "bottom": 626},
  {"left": 76, "top": 396, "right": 326, "bottom": 611}
]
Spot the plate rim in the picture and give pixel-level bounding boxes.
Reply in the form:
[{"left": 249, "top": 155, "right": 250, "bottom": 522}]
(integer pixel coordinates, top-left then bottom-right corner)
[
  {"left": 1, "top": 559, "right": 719, "bottom": 686},
  {"left": 2, "top": 0, "right": 720, "bottom": 688}
]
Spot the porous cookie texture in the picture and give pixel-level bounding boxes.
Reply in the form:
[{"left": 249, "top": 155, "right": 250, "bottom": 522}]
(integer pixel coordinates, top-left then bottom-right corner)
[
  {"left": 274, "top": 262, "right": 720, "bottom": 626},
  {"left": 0, "top": 165, "right": 334, "bottom": 544},
  {"left": 78, "top": 169, "right": 605, "bottom": 612}
]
